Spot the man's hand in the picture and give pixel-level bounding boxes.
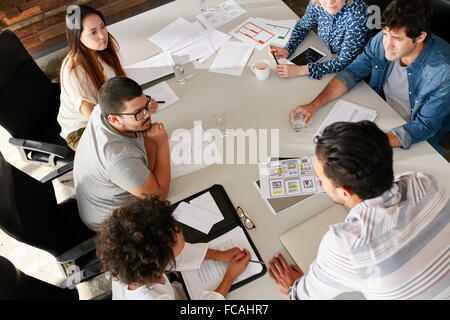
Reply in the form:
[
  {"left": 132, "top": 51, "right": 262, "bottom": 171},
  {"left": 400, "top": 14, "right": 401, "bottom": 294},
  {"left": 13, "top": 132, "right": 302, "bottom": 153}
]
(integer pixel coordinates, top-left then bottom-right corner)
[
  {"left": 149, "top": 98, "right": 158, "bottom": 114},
  {"left": 276, "top": 64, "right": 309, "bottom": 78},
  {"left": 143, "top": 122, "right": 168, "bottom": 145},
  {"left": 386, "top": 131, "right": 402, "bottom": 147},
  {"left": 289, "top": 103, "right": 318, "bottom": 127},
  {"left": 269, "top": 45, "right": 289, "bottom": 60},
  {"left": 268, "top": 253, "right": 304, "bottom": 299}
]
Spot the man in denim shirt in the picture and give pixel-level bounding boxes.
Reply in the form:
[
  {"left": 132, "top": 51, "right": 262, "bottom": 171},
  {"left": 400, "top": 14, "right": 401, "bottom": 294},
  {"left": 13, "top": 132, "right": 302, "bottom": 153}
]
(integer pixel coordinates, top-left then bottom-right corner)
[{"left": 289, "top": 0, "right": 450, "bottom": 154}]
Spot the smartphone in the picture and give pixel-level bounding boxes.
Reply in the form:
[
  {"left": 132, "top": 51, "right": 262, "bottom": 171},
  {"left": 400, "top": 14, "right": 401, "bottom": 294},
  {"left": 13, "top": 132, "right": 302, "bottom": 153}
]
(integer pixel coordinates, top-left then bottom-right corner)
[{"left": 290, "top": 47, "right": 325, "bottom": 66}]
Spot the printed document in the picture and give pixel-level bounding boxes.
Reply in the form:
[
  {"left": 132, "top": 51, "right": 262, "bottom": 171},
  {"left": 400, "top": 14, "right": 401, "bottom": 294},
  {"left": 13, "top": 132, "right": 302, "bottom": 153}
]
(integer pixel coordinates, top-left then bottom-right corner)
[
  {"left": 209, "top": 40, "right": 255, "bottom": 76},
  {"left": 230, "top": 17, "right": 276, "bottom": 51},
  {"left": 258, "top": 157, "right": 324, "bottom": 198},
  {"left": 181, "top": 226, "right": 263, "bottom": 300},
  {"left": 196, "top": 0, "right": 246, "bottom": 29},
  {"left": 148, "top": 17, "right": 193, "bottom": 51},
  {"left": 313, "top": 99, "right": 378, "bottom": 141}
]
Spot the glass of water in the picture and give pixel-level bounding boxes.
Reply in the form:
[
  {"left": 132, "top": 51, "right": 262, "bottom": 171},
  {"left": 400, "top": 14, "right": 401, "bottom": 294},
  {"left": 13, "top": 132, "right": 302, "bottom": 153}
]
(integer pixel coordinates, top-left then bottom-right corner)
[
  {"left": 213, "top": 112, "right": 227, "bottom": 136},
  {"left": 292, "top": 113, "right": 306, "bottom": 133}
]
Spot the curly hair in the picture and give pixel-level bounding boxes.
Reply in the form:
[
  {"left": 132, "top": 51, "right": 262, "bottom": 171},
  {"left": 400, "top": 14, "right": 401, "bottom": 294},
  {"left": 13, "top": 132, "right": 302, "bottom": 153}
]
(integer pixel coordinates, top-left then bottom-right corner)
[{"left": 95, "top": 197, "right": 179, "bottom": 286}]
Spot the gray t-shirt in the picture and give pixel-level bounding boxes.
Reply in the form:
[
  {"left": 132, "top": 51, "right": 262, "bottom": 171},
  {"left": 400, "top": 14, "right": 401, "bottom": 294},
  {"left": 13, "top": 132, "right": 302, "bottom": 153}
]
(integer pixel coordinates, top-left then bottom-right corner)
[
  {"left": 74, "top": 106, "right": 149, "bottom": 231},
  {"left": 383, "top": 60, "right": 411, "bottom": 121}
]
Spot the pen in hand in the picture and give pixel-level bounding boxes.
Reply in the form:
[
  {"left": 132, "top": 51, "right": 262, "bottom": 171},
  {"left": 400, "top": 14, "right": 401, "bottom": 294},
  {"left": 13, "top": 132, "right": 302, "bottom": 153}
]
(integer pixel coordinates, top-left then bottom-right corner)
[{"left": 271, "top": 51, "right": 279, "bottom": 65}]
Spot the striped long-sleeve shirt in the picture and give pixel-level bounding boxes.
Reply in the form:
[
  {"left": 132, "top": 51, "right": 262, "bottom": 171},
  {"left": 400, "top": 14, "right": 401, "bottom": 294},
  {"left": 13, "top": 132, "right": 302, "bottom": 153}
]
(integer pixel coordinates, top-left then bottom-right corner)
[
  {"left": 290, "top": 171, "right": 450, "bottom": 300},
  {"left": 284, "top": 0, "right": 368, "bottom": 80}
]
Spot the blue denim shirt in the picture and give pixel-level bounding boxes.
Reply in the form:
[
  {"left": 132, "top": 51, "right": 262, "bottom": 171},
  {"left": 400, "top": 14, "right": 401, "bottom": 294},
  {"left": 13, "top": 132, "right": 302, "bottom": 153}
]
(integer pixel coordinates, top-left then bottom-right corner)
[
  {"left": 336, "top": 31, "right": 450, "bottom": 154},
  {"left": 284, "top": 0, "right": 368, "bottom": 80}
]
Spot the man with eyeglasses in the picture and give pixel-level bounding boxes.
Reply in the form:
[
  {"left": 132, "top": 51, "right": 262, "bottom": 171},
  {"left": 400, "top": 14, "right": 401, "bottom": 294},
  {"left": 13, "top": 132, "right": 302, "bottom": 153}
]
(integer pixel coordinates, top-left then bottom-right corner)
[{"left": 74, "top": 76, "right": 171, "bottom": 231}]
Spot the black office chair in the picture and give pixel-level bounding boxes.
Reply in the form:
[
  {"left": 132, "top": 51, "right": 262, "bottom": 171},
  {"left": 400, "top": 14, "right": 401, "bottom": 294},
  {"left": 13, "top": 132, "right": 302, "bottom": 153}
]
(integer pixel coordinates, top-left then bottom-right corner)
[
  {"left": 0, "top": 256, "right": 112, "bottom": 300},
  {"left": 430, "top": 0, "right": 450, "bottom": 43},
  {"left": 0, "top": 151, "right": 101, "bottom": 289},
  {"left": 364, "top": 0, "right": 450, "bottom": 43},
  {"left": 0, "top": 29, "right": 73, "bottom": 183},
  {"left": 439, "top": 131, "right": 450, "bottom": 162}
]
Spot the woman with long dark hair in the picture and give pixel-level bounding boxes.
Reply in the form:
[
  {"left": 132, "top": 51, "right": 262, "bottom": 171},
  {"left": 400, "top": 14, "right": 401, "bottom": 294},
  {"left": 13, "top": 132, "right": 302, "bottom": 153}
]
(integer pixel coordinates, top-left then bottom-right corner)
[{"left": 57, "top": 5, "right": 127, "bottom": 150}]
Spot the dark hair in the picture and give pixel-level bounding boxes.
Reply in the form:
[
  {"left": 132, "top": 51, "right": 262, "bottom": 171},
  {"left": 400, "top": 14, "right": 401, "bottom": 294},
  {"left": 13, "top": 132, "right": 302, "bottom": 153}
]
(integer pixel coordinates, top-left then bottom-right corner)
[
  {"left": 98, "top": 76, "right": 142, "bottom": 115},
  {"left": 63, "top": 5, "right": 126, "bottom": 93},
  {"left": 381, "top": 0, "right": 433, "bottom": 40},
  {"left": 95, "top": 197, "right": 179, "bottom": 286},
  {"left": 315, "top": 121, "right": 393, "bottom": 200}
]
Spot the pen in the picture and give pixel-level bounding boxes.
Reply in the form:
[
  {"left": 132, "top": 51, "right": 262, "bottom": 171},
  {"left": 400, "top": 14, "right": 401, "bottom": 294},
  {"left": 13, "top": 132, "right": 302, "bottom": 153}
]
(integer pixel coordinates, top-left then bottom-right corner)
[
  {"left": 249, "top": 259, "right": 266, "bottom": 265},
  {"left": 271, "top": 51, "right": 279, "bottom": 65},
  {"left": 157, "top": 100, "right": 165, "bottom": 103}
]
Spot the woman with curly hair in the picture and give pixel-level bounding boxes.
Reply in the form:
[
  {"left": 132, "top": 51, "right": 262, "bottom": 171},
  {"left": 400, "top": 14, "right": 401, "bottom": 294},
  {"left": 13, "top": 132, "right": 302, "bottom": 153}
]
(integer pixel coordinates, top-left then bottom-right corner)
[{"left": 96, "top": 197, "right": 250, "bottom": 300}]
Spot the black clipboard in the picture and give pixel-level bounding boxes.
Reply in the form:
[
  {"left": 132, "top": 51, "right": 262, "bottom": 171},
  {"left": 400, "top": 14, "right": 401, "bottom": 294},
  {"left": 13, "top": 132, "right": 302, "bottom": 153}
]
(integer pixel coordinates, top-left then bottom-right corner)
[{"left": 172, "top": 184, "right": 266, "bottom": 299}]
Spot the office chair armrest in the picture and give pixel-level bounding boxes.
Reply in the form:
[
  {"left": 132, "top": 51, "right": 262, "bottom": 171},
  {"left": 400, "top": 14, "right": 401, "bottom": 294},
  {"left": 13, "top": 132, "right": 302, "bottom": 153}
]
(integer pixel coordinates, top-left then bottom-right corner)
[
  {"left": 56, "top": 237, "right": 96, "bottom": 264},
  {"left": 9, "top": 137, "right": 70, "bottom": 159},
  {"left": 39, "top": 162, "right": 73, "bottom": 183}
]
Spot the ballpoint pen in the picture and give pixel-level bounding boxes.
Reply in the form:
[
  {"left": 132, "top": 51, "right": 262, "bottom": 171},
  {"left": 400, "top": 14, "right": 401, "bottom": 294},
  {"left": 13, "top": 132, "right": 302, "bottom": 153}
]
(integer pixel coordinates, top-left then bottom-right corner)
[{"left": 157, "top": 100, "right": 166, "bottom": 103}]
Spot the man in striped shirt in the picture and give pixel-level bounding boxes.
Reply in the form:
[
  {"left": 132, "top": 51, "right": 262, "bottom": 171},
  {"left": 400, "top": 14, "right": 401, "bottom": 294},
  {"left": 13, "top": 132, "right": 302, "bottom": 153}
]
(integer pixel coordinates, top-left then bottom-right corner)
[{"left": 268, "top": 121, "right": 449, "bottom": 299}]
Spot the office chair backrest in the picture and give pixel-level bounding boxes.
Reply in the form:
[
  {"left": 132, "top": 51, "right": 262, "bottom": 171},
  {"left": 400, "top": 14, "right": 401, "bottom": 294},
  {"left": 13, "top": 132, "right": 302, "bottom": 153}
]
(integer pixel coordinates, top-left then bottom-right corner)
[
  {"left": 0, "top": 30, "right": 64, "bottom": 145},
  {"left": 0, "top": 255, "right": 78, "bottom": 300},
  {"left": 0, "top": 152, "right": 94, "bottom": 257},
  {"left": 431, "top": 0, "right": 450, "bottom": 43},
  {"left": 364, "top": 0, "right": 450, "bottom": 43}
]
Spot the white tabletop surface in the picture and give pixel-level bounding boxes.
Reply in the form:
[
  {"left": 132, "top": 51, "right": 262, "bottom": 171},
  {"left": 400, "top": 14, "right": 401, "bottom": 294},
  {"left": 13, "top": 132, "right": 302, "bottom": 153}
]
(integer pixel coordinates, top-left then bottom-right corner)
[{"left": 107, "top": 0, "right": 450, "bottom": 300}]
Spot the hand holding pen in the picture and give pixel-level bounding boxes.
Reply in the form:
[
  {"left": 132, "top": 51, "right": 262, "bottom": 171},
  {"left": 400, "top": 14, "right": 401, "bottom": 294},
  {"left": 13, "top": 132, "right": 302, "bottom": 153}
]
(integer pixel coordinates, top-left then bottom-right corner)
[{"left": 267, "top": 252, "right": 304, "bottom": 299}]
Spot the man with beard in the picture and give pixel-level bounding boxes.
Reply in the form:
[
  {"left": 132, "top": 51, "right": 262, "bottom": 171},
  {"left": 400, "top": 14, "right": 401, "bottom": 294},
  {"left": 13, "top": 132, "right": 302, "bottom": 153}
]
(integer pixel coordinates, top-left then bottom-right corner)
[
  {"left": 74, "top": 76, "right": 171, "bottom": 231},
  {"left": 268, "top": 121, "right": 449, "bottom": 300}
]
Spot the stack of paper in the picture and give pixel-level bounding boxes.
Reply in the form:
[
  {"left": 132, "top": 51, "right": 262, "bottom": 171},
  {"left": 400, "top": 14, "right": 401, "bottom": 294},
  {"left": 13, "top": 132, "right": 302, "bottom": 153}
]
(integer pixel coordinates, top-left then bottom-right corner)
[
  {"left": 148, "top": 17, "right": 231, "bottom": 65},
  {"left": 181, "top": 226, "right": 263, "bottom": 300},
  {"left": 209, "top": 40, "right": 255, "bottom": 76}
]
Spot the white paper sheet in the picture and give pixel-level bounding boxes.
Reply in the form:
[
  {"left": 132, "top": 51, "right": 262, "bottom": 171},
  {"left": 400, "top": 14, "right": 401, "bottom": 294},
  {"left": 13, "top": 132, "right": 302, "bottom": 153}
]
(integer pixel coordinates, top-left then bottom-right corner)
[
  {"left": 143, "top": 81, "right": 179, "bottom": 112},
  {"left": 196, "top": 0, "right": 246, "bottom": 29},
  {"left": 169, "top": 127, "right": 222, "bottom": 180},
  {"left": 171, "top": 37, "right": 216, "bottom": 65},
  {"left": 166, "top": 21, "right": 207, "bottom": 53},
  {"left": 189, "top": 192, "right": 223, "bottom": 221},
  {"left": 172, "top": 201, "right": 223, "bottom": 234},
  {"left": 198, "top": 28, "right": 232, "bottom": 63},
  {"left": 313, "top": 99, "right": 378, "bottom": 141},
  {"left": 148, "top": 17, "right": 193, "bottom": 51},
  {"left": 124, "top": 52, "right": 174, "bottom": 85},
  {"left": 181, "top": 226, "right": 263, "bottom": 300},
  {"left": 209, "top": 40, "right": 254, "bottom": 76}
]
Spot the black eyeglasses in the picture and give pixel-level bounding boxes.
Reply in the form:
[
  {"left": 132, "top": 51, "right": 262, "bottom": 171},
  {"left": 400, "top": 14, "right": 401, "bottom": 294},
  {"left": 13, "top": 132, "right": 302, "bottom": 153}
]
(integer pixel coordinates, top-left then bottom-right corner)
[
  {"left": 113, "top": 95, "right": 152, "bottom": 121},
  {"left": 236, "top": 206, "right": 255, "bottom": 230}
]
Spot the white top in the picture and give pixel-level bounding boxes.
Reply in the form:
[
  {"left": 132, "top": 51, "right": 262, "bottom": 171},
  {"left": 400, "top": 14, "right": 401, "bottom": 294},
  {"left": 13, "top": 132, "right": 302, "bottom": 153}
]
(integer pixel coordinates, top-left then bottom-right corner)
[
  {"left": 112, "top": 242, "right": 225, "bottom": 300},
  {"left": 383, "top": 60, "right": 411, "bottom": 121},
  {"left": 57, "top": 54, "right": 117, "bottom": 139}
]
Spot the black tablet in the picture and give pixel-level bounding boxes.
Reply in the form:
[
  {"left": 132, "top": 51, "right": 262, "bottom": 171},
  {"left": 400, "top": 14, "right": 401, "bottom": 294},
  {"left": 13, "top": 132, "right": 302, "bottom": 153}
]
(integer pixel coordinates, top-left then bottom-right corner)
[{"left": 290, "top": 47, "right": 325, "bottom": 66}]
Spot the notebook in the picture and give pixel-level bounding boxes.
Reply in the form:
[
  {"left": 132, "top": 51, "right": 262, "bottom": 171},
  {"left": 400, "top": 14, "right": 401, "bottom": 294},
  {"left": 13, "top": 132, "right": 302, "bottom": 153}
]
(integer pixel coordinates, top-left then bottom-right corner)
[{"left": 280, "top": 204, "right": 348, "bottom": 272}]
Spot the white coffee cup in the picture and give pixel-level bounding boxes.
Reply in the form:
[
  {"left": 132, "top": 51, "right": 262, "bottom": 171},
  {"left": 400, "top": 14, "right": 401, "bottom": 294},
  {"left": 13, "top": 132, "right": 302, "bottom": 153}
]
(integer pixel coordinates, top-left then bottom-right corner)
[{"left": 250, "top": 60, "right": 270, "bottom": 80}]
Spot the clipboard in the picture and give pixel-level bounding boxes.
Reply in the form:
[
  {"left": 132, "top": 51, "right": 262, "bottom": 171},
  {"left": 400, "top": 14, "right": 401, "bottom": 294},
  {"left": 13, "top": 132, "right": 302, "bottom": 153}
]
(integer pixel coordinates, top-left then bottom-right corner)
[{"left": 173, "top": 184, "right": 266, "bottom": 299}]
